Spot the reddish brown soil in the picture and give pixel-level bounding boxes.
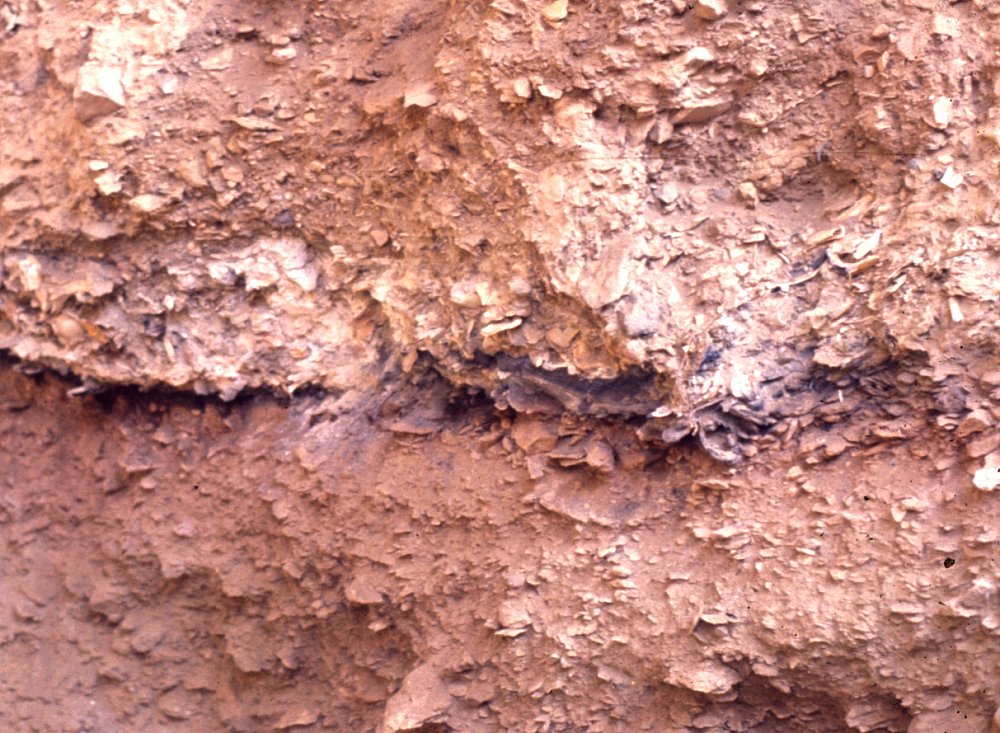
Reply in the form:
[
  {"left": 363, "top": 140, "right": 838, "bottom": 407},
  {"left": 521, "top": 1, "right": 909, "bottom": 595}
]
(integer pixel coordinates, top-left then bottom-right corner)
[{"left": 4, "top": 0, "right": 1000, "bottom": 731}]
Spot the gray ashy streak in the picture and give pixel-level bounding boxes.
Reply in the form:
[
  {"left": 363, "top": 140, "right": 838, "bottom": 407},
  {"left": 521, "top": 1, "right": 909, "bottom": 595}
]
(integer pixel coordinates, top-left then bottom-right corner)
[{"left": 493, "top": 353, "right": 670, "bottom": 418}]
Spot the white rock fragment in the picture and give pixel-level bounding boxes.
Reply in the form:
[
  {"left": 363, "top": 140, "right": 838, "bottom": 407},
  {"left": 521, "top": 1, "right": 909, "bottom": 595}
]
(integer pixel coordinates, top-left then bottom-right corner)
[
  {"left": 268, "top": 238, "right": 317, "bottom": 292},
  {"left": 129, "top": 194, "right": 168, "bottom": 214},
  {"left": 74, "top": 65, "right": 126, "bottom": 123},
  {"left": 929, "top": 96, "right": 953, "bottom": 129},
  {"left": 748, "top": 58, "right": 769, "bottom": 77},
  {"left": 232, "top": 116, "right": 280, "bottom": 131},
  {"left": 49, "top": 314, "right": 87, "bottom": 346},
  {"left": 536, "top": 83, "right": 562, "bottom": 99},
  {"left": 647, "top": 118, "right": 673, "bottom": 144},
  {"left": 948, "top": 297, "right": 964, "bottom": 323},
  {"left": 654, "top": 181, "right": 679, "bottom": 205},
  {"left": 512, "top": 77, "right": 532, "bottom": 99},
  {"left": 448, "top": 280, "right": 481, "bottom": 307},
  {"left": 729, "top": 370, "right": 756, "bottom": 400},
  {"left": 199, "top": 48, "right": 233, "bottom": 71},
  {"left": 381, "top": 664, "right": 452, "bottom": 732},
  {"left": 673, "top": 97, "right": 733, "bottom": 124},
  {"left": 498, "top": 598, "right": 532, "bottom": 629},
  {"left": 481, "top": 317, "right": 522, "bottom": 336},
  {"left": 620, "top": 294, "right": 662, "bottom": 337},
  {"left": 692, "top": 0, "right": 728, "bottom": 21},
  {"left": 267, "top": 46, "right": 297, "bottom": 65},
  {"left": 541, "top": 0, "right": 568, "bottom": 23},
  {"left": 939, "top": 166, "right": 963, "bottom": 189},
  {"left": 344, "top": 575, "right": 384, "bottom": 605},
  {"left": 930, "top": 13, "right": 960, "bottom": 38},
  {"left": 973, "top": 452, "right": 1000, "bottom": 491},
  {"left": 852, "top": 229, "right": 882, "bottom": 259},
  {"left": 94, "top": 170, "right": 123, "bottom": 196},
  {"left": 475, "top": 282, "right": 497, "bottom": 306},
  {"left": 738, "top": 181, "right": 759, "bottom": 207},
  {"left": 671, "top": 660, "right": 742, "bottom": 695},
  {"left": 286, "top": 266, "right": 317, "bottom": 293},
  {"left": 684, "top": 46, "right": 716, "bottom": 66},
  {"left": 403, "top": 84, "right": 438, "bottom": 108}
]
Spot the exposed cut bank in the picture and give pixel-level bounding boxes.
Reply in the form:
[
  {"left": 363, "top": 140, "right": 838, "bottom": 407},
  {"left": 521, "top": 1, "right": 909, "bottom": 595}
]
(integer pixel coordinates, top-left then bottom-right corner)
[{"left": 2, "top": 0, "right": 1000, "bottom": 731}]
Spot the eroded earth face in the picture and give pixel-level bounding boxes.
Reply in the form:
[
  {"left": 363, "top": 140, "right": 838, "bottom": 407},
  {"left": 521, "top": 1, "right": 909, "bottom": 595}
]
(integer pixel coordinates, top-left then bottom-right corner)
[{"left": 3, "top": 0, "right": 1000, "bottom": 731}]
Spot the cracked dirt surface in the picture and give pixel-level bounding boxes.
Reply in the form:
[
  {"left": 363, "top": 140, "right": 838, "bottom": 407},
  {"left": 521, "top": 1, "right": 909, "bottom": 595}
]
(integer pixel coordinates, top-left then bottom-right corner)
[{"left": 4, "top": 0, "right": 1000, "bottom": 731}]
